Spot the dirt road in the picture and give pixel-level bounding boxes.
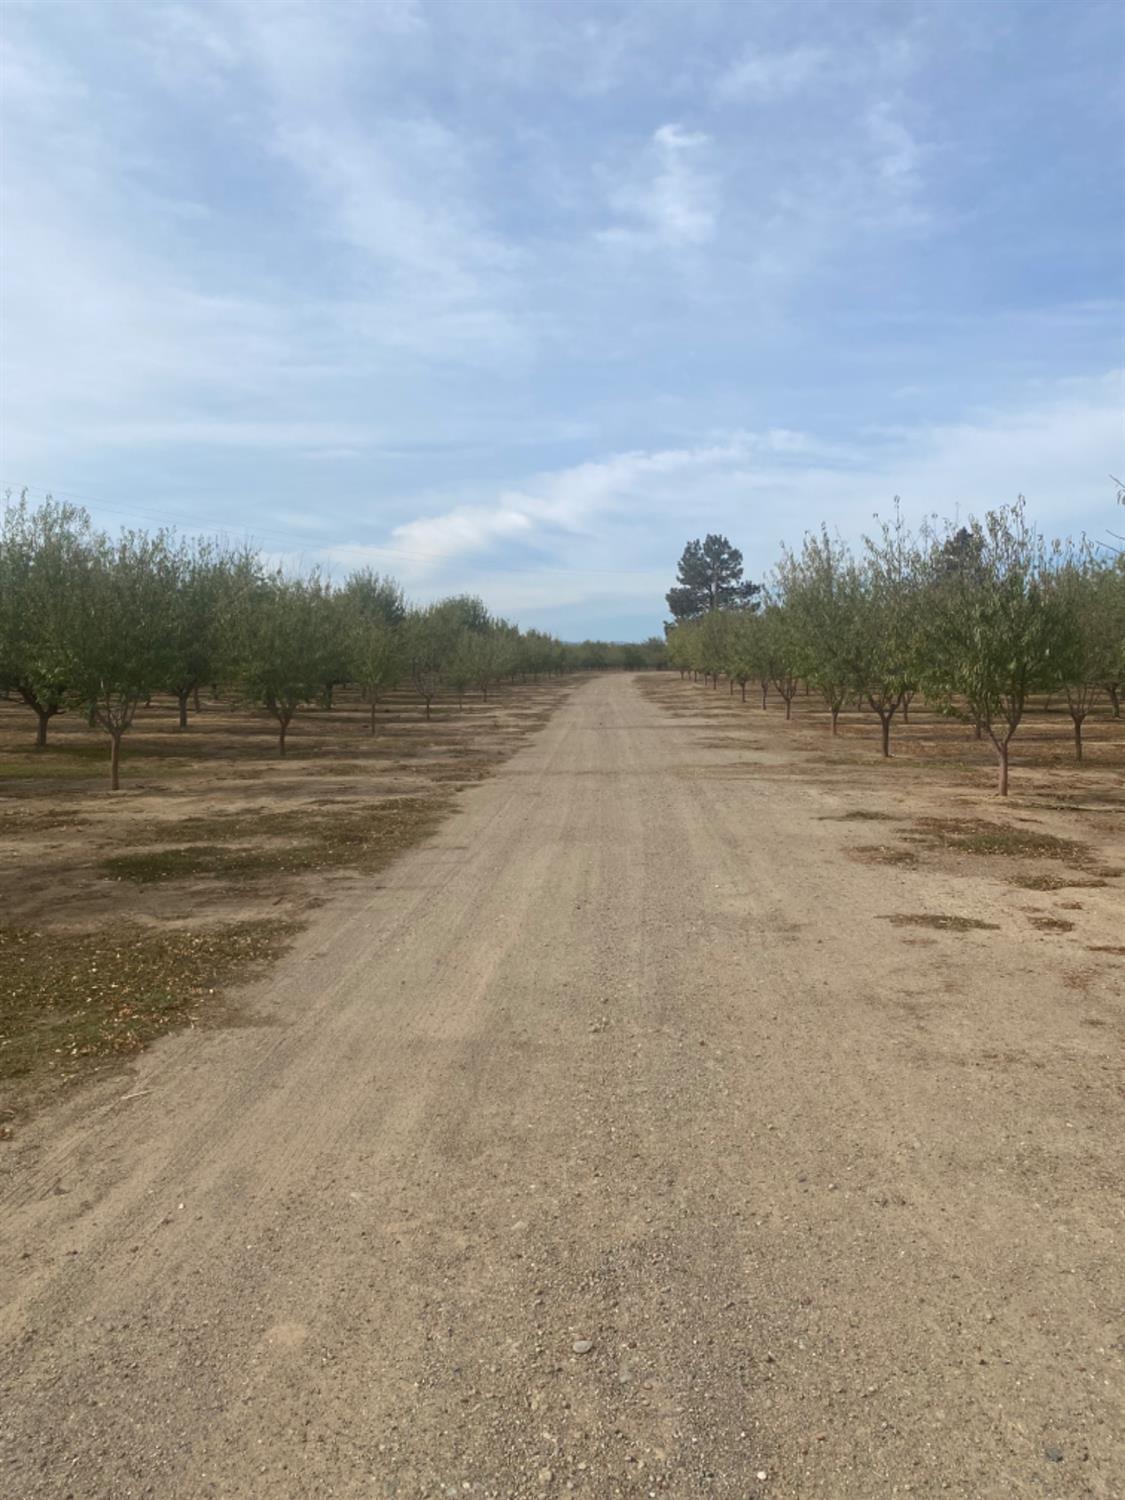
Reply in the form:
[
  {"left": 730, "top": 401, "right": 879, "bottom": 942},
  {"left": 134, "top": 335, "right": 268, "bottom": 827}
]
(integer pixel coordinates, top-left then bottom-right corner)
[{"left": 2, "top": 674, "right": 1122, "bottom": 1499}]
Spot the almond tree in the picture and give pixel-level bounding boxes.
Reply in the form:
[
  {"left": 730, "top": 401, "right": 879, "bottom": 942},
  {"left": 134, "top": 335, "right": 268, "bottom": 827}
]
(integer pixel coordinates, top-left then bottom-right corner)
[
  {"left": 921, "top": 501, "right": 1060, "bottom": 795},
  {"left": 164, "top": 538, "right": 250, "bottom": 729},
  {"left": 69, "top": 530, "right": 177, "bottom": 789},
  {"left": 1052, "top": 548, "right": 1122, "bottom": 761},
  {"left": 349, "top": 615, "right": 402, "bottom": 733},
  {"left": 402, "top": 604, "right": 451, "bottom": 719},
  {"left": 853, "top": 507, "right": 922, "bottom": 757},
  {"left": 759, "top": 600, "right": 800, "bottom": 719},
  {"left": 775, "top": 528, "right": 861, "bottom": 735},
  {"left": 0, "top": 492, "right": 95, "bottom": 746},
  {"left": 235, "top": 573, "right": 337, "bottom": 755}
]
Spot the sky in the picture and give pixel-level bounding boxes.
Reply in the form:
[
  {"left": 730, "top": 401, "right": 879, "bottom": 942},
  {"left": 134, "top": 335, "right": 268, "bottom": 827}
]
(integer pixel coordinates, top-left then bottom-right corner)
[{"left": 1, "top": 0, "right": 1122, "bottom": 640}]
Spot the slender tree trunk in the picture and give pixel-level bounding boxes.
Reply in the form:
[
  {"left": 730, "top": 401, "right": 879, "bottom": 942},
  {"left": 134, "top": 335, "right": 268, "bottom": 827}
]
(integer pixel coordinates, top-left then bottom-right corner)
[
  {"left": 369, "top": 698, "right": 377, "bottom": 734},
  {"left": 901, "top": 691, "right": 914, "bottom": 724},
  {"left": 110, "top": 731, "right": 122, "bottom": 791},
  {"left": 760, "top": 682, "right": 768, "bottom": 710},
  {"left": 425, "top": 698, "right": 432, "bottom": 720},
  {"left": 35, "top": 705, "right": 50, "bottom": 748},
  {"left": 740, "top": 683, "right": 746, "bottom": 702},
  {"left": 1108, "top": 684, "right": 1120, "bottom": 718},
  {"left": 997, "top": 740, "right": 1009, "bottom": 796},
  {"left": 192, "top": 685, "right": 201, "bottom": 713},
  {"left": 1072, "top": 714, "right": 1084, "bottom": 763},
  {"left": 830, "top": 705, "right": 840, "bottom": 736},
  {"left": 177, "top": 689, "right": 190, "bottom": 729},
  {"left": 784, "top": 695, "right": 792, "bottom": 721},
  {"left": 974, "top": 719, "right": 983, "bottom": 740},
  {"left": 729, "top": 679, "right": 734, "bottom": 696}
]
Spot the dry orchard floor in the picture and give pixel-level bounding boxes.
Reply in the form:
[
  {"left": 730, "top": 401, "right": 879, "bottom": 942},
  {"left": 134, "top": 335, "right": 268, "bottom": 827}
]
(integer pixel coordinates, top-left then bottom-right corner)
[{"left": 1, "top": 672, "right": 1123, "bottom": 1499}]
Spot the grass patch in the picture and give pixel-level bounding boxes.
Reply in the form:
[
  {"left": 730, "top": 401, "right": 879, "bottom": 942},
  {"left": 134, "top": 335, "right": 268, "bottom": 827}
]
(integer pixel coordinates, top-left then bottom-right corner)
[
  {"left": 1087, "top": 944, "right": 1125, "bottom": 956},
  {"left": 824, "top": 809, "right": 897, "bottom": 822},
  {"left": 907, "top": 817, "right": 1090, "bottom": 862},
  {"left": 100, "top": 796, "right": 450, "bottom": 884},
  {"left": 850, "top": 844, "right": 918, "bottom": 868},
  {"left": 0, "top": 919, "right": 297, "bottom": 1109},
  {"left": 1028, "top": 916, "right": 1076, "bottom": 933},
  {"left": 0, "top": 757, "right": 104, "bottom": 781},
  {"left": 1009, "top": 873, "right": 1107, "bottom": 891},
  {"left": 882, "top": 913, "right": 1000, "bottom": 931}
]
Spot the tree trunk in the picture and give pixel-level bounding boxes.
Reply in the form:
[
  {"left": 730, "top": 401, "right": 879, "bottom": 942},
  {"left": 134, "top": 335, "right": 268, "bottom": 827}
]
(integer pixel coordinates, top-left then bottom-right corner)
[
  {"left": 974, "top": 719, "right": 983, "bottom": 740},
  {"left": 901, "top": 691, "right": 914, "bottom": 724},
  {"left": 369, "top": 698, "right": 377, "bottom": 734},
  {"left": 192, "top": 685, "right": 201, "bottom": 713},
  {"left": 740, "top": 683, "right": 746, "bottom": 702},
  {"left": 830, "top": 705, "right": 840, "bottom": 736},
  {"left": 729, "top": 679, "right": 734, "bottom": 695},
  {"left": 879, "top": 713, "right": 892, "bottom": 758},
  {"left": 1108, "top": 684, "right": 1120, "bottom": 718},
  {"left": 35, "top": 705, "right": 50, "bottom": 748},
  {"left": 760, "top": 683, "right": 768, "bottom": 709},
  {"left": 1072, "top": 714, "right": 1084, "bottom": 763},
  {"left": 997, "top": 740, "right": 1009, "bottom": 796},
  {"left": 177, "top": 689, "right": 190, "bottom": 730},
  {"left": 110, "top": 732, "right": 122, "bottom": 791},
  {"left": 784, "top": 696, "right": 792, "bottom": 721},
  {"left": 425, "top": 698, "right": 432, "bottom": 721}
]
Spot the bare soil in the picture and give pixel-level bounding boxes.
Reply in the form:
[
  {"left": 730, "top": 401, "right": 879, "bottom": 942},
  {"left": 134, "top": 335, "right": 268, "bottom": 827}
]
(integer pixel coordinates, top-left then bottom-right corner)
[{"left": 1, "top": 673, "right": 1122, "bottom": 1498}]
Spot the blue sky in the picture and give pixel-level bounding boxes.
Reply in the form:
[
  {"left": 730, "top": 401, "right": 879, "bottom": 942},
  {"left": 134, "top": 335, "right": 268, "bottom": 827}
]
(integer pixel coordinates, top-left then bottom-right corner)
[{"left": 1, "top": 0, "right": 1122, "bottom": 639}]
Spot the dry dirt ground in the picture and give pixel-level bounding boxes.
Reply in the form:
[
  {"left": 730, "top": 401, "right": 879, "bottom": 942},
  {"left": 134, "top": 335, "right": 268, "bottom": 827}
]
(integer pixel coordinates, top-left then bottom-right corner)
[{"left": 1, "top": 672, "right": 1123, "bottom": 1500}]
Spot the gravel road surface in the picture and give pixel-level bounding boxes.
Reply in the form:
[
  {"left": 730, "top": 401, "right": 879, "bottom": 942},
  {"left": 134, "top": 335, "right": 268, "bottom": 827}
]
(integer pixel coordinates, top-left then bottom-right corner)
[{"left": 2, "top": 674, "right": 1122, "bottom": 1499}]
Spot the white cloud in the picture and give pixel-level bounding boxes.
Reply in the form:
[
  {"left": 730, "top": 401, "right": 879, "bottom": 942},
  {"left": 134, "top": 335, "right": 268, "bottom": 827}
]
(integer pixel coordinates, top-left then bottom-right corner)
[
  {"left": 309, "top": 373, "right": 1122, "bottom": 608},
  {"left": 714, "top": 46, "right": 826, "bottom": 104},
  {"left": 599, "top": 122, "right": 717, "bottom": 250}
]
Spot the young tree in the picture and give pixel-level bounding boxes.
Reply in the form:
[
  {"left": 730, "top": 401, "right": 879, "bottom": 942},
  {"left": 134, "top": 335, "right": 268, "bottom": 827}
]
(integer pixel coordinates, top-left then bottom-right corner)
[
  {"left": 402, "top": 605, "right": 452, "bottom": 719},
  {"left": 164, "top": 538, "right": 246, "bottom": 729},
  {"left": 761, "top": 602, "right": 800, "bottom": 719},
  {"left": 775, "top": 528, "right": 861, "bottom": 735},
  {"left": 1052, "top": 549, "right": 1122, "bottom": 762},
  {"left": 666, "top": 534, "right": 761, "bottom": 623},
  {"left": 922, "top": 501, "right": 1061, "bottom": 795},
  {"left": 0, "top": 492, "right": 95, "bottom": 747},
  {"left": 852, "top": 507, "right": 922, "bottom": 757},
  {"left": 68, "top": 530, "right": 177, "bottom": 789},
  {"left": 349, "top": 615, "right": 402, "bottom": 733},
  {"left": 235, "top": 573, "right": 337, "bottom": 755},
  {"left": 726, "top": 611, "right": 761, "bottom": 702}
]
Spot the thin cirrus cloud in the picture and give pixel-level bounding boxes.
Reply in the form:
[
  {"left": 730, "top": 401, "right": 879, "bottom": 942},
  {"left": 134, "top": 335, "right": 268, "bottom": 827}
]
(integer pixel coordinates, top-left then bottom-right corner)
[
  {"left": 0, "top": 0, "right": 1120, "bottom": 638},
  {"left": 713, "top": 45, "right": 827, "bottom": 103},
  {"left": 598, "top": 123, "right": 717, "bottom": 250}
]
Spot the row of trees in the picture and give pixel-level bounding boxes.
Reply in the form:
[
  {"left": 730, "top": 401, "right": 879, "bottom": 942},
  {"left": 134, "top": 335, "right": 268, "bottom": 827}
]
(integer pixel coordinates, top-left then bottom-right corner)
[
  {"left": 0, "top": 495, "right": 662, "bottom": 788},
  {"left": 666, "top": 503, "right": 1124, "bottom": 795}
]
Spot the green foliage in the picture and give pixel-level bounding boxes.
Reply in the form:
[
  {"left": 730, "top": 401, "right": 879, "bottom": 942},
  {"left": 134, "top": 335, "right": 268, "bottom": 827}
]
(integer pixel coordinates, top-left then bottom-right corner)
[
  {"left": 666, "top": 533, "right": 760, "bottom": 622},
  {"left": 232, "top": 573, "right": 339, "bottom": 752},
  {"left": 0, "top": 491, "right": 95, "bottom": 744}
]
